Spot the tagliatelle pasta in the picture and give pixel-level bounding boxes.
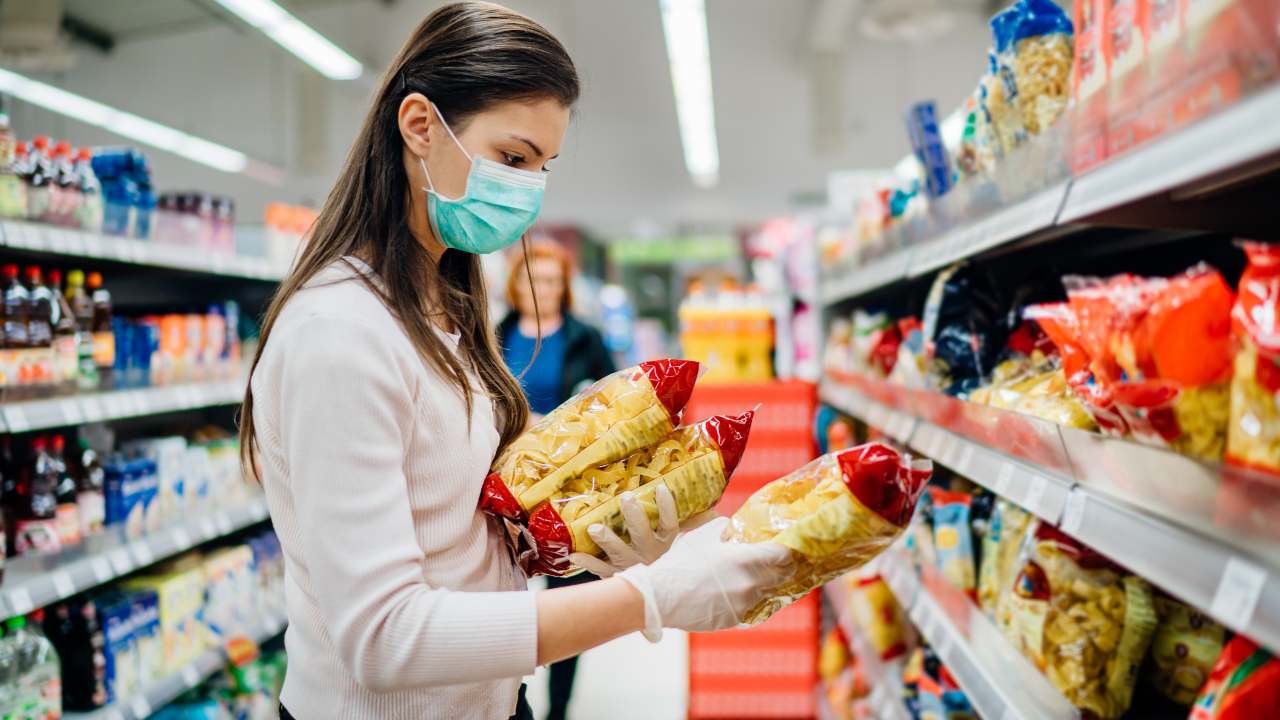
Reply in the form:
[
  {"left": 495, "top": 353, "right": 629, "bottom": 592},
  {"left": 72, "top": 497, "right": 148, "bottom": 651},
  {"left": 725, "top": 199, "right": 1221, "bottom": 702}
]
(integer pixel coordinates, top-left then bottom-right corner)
[
  {"left": 478, "top": 360, "right": 700, "bottom": 521},
  {"left": 524, "top": 411, "right": 754, "bottom": 576},
  {"left": 1228, "top": 242, "right": 1280, "bottom": 474},
  {"left": 724, "top": 442, "right": 931, "bottom": 624}
]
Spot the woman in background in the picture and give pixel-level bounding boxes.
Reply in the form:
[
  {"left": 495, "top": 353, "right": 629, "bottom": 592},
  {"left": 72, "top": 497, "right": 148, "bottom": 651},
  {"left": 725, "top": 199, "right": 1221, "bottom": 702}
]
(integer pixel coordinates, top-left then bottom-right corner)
[{"left": 498, "top": 240, "right": 613, "bottom": 720}]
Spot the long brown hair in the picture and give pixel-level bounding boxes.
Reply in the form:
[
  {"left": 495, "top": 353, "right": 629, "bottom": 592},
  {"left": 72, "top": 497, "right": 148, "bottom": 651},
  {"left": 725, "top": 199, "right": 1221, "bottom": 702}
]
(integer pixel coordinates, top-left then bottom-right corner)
[{"left": 239, "top": 2, "right": 579, "bottom": 479}]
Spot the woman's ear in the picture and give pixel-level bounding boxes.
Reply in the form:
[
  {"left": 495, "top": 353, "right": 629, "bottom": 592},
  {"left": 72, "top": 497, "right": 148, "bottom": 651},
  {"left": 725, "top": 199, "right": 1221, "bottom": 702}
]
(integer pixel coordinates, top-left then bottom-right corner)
[{"left": 398, "top": 92, "right": 435, "bottom": 159}]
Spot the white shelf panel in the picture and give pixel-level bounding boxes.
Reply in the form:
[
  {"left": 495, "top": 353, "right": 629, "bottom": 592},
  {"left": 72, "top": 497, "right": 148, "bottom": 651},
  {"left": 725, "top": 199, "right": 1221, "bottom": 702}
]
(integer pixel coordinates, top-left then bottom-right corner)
[
  {"left": 0, "top": 496, "right": 270, "bottom": 621},
  {"left": 820, "top": 251, "right": 911, "bottom": 306},
  {"left": 65, "top": 610, "right": 287, "bottom": 720},
  {"left": 0, "top": 220, "right": 287, "bottom": 281},
  {"left": 1, "top": 379, "right": 244, "bottom": 433}
]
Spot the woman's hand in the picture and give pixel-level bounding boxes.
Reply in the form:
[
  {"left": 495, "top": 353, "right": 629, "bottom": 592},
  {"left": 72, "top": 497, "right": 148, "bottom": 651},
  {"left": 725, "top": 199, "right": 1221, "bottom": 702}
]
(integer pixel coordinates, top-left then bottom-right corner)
[
  {"left": 616, "top": 516, "right": 793, "bottom": 641},
  {"left": 568, "top": 485, "right": 685, "bottom": 577}
]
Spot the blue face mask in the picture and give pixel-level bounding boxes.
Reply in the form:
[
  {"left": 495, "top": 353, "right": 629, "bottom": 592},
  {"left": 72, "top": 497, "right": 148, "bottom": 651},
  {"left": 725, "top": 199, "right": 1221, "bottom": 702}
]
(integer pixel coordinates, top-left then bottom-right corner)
[{"left": 420, "top": 103, "right": 547, "bottom": 255}]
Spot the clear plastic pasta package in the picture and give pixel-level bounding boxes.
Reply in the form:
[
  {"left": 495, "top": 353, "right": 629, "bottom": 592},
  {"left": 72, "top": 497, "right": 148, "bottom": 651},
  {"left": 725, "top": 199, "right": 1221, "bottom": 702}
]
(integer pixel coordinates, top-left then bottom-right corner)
[
  {"left": 1145, "top": 594, "right": 1226, "bottom": 707},
  {"left": 479, "top": 359, "right": 700, "bottom": 522},
  {"left": 1007, "top": 523, "right": 1158, "bottom": 719},
  {"left": 524, "top": 411, "right": 753, "bottom": 576},
  {"left": 1227, "top": 241, "right": 1280, "bottom": 474},
  {"left": 989, "top": 0, "right": 1074, "bottom": 146},
  {"left": 724, "top": 441, "right": 932, "bottom": 624}
]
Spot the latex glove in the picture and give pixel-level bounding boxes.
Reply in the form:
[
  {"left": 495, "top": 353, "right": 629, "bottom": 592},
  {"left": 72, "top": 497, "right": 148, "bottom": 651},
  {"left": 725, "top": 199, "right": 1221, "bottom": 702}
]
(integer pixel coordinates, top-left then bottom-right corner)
[
  {"left": 569, "top": 485, "right": 680, "bottom": 577},
  {"left": 617, "top": 516, "right": 794, "bottom": 642}
]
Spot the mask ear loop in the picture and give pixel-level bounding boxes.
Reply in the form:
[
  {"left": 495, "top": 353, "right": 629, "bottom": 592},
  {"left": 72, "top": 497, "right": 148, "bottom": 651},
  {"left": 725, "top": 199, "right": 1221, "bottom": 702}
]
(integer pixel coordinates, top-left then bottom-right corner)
[{"left": 420, "top": 102, "right": 473, "bottom": 200}]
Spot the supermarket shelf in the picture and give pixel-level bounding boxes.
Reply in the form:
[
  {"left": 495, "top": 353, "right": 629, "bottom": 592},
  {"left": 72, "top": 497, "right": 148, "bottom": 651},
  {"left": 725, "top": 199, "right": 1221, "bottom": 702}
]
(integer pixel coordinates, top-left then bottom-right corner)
[
  {"left": 0, "top": 378, "right": 245, "bottom": 433},
  {"left": 820, "top": 250, "right": 910, "bottom": 306},
  {"left": 66, "top": 609, "right": 288, "bottom": 720},
  {"left": 0, "top": 495, "right": 270, "bottom": 621},
  {"left": 1060, "top": 83, "right": 1280, "bottom": 223},
  {"left": 823, "top": 583, "right": 909, "bottom": 720},
  {"left": 0, "top": 219, "right": 287, "bottom": 281},
  {"left": 820, "top": 373, "right": 1280, "bottom": 654},
  {"left": 876, "top": 549, "right": 1080, "bottom": 720}
]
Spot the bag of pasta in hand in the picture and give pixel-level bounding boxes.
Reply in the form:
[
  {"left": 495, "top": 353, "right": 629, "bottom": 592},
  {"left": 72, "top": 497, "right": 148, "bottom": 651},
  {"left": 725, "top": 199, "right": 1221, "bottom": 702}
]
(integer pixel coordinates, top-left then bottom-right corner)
[
  {"left": 723, "top": 442, "right": 932, "bottom": 624},
  {"left": 479, "top": 360, "right": 700, "bottom": 521},
  {"left": 525, "top": 411, "right": 754, "bottom": 577},
  {"left": 1007, "top": 524, "right": 1158, "bottom": 719},
  {"left": 1227, "top": 241, "right": 1280, "bottom": 474}
]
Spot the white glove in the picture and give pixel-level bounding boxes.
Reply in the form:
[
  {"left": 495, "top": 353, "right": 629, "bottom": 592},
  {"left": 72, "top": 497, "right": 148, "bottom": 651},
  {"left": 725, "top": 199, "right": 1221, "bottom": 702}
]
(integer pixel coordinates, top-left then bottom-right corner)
[
  {"left": 569, "top": 485, "right": 681, "bottom": 577},
  {"left": 617, "top": 516, "right": 794, "bottom": 642}
]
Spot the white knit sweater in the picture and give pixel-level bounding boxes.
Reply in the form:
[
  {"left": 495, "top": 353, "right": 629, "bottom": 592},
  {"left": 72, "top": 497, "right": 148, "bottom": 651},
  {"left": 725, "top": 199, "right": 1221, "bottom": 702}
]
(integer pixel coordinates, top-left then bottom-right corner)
[{"left": 250, "top": 258, "right": 536, "bottom": 719}]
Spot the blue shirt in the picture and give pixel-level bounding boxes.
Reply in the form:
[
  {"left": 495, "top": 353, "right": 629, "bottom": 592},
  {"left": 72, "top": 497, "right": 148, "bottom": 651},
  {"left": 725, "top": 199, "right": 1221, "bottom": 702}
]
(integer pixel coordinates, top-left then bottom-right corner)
[{"left": 503, "top": 325, "right": 566, "bottom": 415}]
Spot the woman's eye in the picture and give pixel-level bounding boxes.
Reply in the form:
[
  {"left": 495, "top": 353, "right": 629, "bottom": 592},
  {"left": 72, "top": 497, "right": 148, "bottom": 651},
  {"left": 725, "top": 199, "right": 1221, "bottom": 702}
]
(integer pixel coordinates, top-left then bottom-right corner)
[{"left": 501, "top": 152, "right": 524, "bottom": 166}]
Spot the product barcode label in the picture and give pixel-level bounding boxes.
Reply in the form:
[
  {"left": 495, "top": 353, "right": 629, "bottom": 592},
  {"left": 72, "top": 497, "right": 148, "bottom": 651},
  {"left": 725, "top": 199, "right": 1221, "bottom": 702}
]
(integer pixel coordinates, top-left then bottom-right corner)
[
  {"left": 80, "top": 397, "right": 104, "bottom": 421},
  {"left": 91, "top": 557, "right": 113, "bottom": 582},
  {"left": 215, "top": 512, "right": 234, "bottom": 535},
  {"left": 1211, "top": 558, "right": 1268, "bottom": 629},
  {"left": 200, "top": 517, "right": 217, "bottom": 538},
  {"left": 994, "top": 464, "right": 1014, "bottom": 495},
  {"left": 1061, "top": 491, "right": 1088, "bottom": 535},
  {"left": 108, "top": 548, "right": 133, "bottom": 574},
  {"left": 6, "top": 588, "right": 33, "bottom": 615},
  {"left": 58, "top": 399, "right": 82, "bottom": 424},
  {"left": 52, "top": 571, "right": 75, "bottom": 599},
  {"left": 171, "top": 529, "right": 191, "bottom": 549},
  {"left": 3, "top": 406, "right": 29, "bottom": 433},
  {"left": 956, "top": 444, "right": 975, "bottom": 474},
  {"left": 132, "top": 542, "right": 155, "bottom": 566},
  {"left": 1024, "top": 474, "right": 1049, "bottom": 517}
]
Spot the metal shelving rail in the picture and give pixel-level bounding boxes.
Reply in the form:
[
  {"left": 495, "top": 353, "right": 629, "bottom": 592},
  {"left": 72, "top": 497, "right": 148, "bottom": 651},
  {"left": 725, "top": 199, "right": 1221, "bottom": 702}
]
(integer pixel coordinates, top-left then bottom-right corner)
[
  {"left": 64, "top": 609, "right": 288, "bottom": 720},
  {"left": 820, "top": 82, "right": 1280, "bottom": 306},
  {"left": 0, "top": 495, "right": 270, "bottom": 621},
  {"left": 0, "top": 378, "right": 245, "bottom": 434},
  {"left": 0, "top": 219, "right": 288, "bottom": 281},
  {"left": 820, "top": 375, "right": 1280, "bottom": 656}
]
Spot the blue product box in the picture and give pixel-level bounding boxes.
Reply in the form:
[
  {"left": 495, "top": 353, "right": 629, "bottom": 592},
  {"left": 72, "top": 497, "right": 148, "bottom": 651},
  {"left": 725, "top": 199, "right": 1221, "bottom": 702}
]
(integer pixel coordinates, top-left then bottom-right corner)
[{"left": 105, "top": 456, "right": 160, "bottom": 539}]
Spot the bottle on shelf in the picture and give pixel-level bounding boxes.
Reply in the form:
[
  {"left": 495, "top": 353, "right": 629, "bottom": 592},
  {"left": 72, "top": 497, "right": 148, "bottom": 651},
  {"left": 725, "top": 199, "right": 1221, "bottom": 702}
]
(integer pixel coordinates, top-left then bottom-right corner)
[
  {"left": 15, "top": 436, "right": 61, "bottom": 556},
  {"left": 0, "top": 112, "right": 27, "bottom": 219},
  {"left": 87, "top": 271, "right": 114, "bottom": 390},
  {"left": 3, "top": 263, "right": 31, "bottom": 399},
  {"left": 66, "top": 270, "right": 98, "bottom": 392},
  {"left": 26, "top": 135, "right": 53, "bottom": 223},
  {"left": 52, "top": 140, "right": 82, "bottom": 228},
  {"left": 43, "top": 599, "right": 107, "bottom": 712},
  {"left": 5, "top": 613, "right": 61, "bottom": 720},
  {"left": 47, "top": 269, "right": 79, "bottom": 395},
  {"left": 74, "top": 148, "right": 102, "bottom": 233},
  {"left": 51, "top": 435, "right": 81, "bottom": 548},
  {"left": 0, "top": 624, "right": 17, "bottom": 718},
  {"left": 25, "top": 265, "right": 54, "bottom": 397},
  {"left": 76, "top": 438, "right": 105, "bottom": 538},
  {"left": 1, "top": 436, "right": 15, "bottom": 566}
]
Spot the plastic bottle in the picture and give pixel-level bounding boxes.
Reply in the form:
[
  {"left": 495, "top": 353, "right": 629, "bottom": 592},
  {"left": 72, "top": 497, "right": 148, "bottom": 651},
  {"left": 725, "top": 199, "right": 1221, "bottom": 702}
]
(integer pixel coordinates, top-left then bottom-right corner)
[
  {"left": 44, "top": 599, "right": 106, "bottom": 712},
  {"left": 5, "top": 616, "right": 37, "bottom": 717},
  {"left": 27, "top": 135, "right": 53, "bottom": 223},
  {"left": 50, "top": 435, "right": 80, "bottom": 548},
  {"left": 25, "top": 266, "right": 54, "bottom": 396},
  {"left": 0, "top": 437, "right": 14, "bottom": 565},
  {"left": 76, "top": 438, "right": 105, "bottom": 538},
  {"left": 26, "top": 610, "right": 61, "bottom": 719},
  {"left": 47, "top": 270, "right": 78, "bottom": 396},
  {"left": 52, "top": 141, "right": 81, "bottom": 228},
  {"left": 3, "top": 263, "right": 31, "bottom": 399},
  {"left": 65, "top": 270, "right": 97, "bottom": 392},
  {"left": 0, "top": 625, "right": 16, "bottom": 719},
  {"left": 0, "top": 113, "right": 26, "bottom": 219},
  {"left": 87, "top": 272, "right": 113, "bottom": 390},
  {"left": 15, "top": 436, "right": 60, "bottom": 556},
  {"left": 74, "top": 149, "right": 102, "bottom": 233}
]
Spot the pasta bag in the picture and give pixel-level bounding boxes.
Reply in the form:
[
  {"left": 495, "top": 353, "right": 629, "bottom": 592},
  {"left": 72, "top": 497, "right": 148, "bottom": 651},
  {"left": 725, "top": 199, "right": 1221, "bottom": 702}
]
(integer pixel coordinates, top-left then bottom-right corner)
[
  {"left": 724, "top": 442, "right": 932, "bottom": 624},
  {"left": 1227, "top": 241, "right": 1280, "bottom": 474},
  {"left": 479, "top": 359, "right": 700, "bottom": 520},
  {"left": 525, "top": 411, "right": 753, "bottom": 576}
]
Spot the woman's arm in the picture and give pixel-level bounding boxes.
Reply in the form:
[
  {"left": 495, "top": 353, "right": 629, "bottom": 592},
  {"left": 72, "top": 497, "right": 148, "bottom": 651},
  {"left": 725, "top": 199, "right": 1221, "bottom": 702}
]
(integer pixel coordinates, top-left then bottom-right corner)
[{"left": 536, "top": 578, "right": 644, "bottom": 664}]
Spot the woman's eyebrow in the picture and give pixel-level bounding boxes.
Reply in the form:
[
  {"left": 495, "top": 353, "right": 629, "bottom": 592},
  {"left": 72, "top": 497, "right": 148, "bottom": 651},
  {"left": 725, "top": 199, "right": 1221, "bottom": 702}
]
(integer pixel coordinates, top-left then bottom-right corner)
[{"left": 508, "top": 133, "right": 557, "bottom": 160}]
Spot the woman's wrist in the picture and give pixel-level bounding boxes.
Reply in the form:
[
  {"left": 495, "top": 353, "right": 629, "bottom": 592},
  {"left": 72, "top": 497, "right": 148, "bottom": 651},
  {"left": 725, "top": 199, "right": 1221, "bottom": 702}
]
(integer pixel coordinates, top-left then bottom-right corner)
[{"left": 534, "top": 575, "right": 648, "bottom": 665}]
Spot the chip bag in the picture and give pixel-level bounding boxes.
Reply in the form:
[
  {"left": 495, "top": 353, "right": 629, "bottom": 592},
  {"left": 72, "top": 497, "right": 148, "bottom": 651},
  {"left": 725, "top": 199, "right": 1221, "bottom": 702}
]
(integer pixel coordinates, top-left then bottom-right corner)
[
  {"left": 524, "top": 411, "right": 753, "bottom": 576},
  {"left": 724, "top": 442, "right": 932, "bottom": 624},
  {"left": 1227, "top": 241, "right": 1280, "bottom": 474},
  {"left": 1146, "top": 594, "right": 1226, "bottom": 706},
  {"left": 849, "top": 574, "right": 908, "bottom": 661},
  {"left": 980, "top": 499, "right": 1033, "bottom": 622},
  {"left": 1190, "top": 635, "right": 1280, "bottom": 720},
  {"left": 1007, "top": 524, "right": 1158, "bottom": 719},
  {"left": 480, "top": 360, "right": 699, "bottom": 519},
  {"left": 931, "top": 489, "right": 978, "bottom": 601}
]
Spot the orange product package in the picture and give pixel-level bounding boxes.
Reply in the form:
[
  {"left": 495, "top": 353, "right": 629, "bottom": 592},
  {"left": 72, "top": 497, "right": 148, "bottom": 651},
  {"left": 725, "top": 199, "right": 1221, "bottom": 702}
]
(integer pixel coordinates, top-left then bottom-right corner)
[
  {"left": 524, "top": 411, "right": 752, "bottom": 577},
  {"left": 724, "top": 442, "right": 932, "bottom": 624},
  {"left": 1227, "top": 241, "right": 1280, "bottom": 474},
  {"left": 1190, "top": 635, "right": 1280, "bottom": 719},
  {"left": 478, "top": 360, "right": 700, "bottom": 522}
]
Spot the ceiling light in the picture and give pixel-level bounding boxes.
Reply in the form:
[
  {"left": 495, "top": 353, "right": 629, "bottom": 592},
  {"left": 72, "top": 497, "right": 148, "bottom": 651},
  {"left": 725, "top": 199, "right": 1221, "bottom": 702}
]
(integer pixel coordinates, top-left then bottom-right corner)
[
  {"left": 660, "top": 0, "right": 720, "bottom": 188},
  {"left": 0, "top": 67, "right": 249, "bottom": 172},
  {"left": 212, "top": 0, "right": 362, "bottom": 80}
]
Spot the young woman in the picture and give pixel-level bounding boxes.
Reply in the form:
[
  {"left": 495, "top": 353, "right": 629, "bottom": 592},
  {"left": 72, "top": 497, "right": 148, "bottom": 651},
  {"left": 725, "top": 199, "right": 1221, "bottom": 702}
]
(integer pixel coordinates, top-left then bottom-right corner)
[
  {"left": 240, "top": 3, "right": 791, "bottom": 719},
  {"left": 497, "top": 241, "right": 614, "bottom": 720}
]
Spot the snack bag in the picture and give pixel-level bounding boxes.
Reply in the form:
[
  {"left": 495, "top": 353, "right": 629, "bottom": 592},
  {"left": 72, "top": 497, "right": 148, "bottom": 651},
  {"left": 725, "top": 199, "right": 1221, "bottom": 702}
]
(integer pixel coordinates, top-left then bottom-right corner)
[
  {"left": 480, "top": 360, "right": 699, "bottom": 519},
  {"left": 931, "top": 489, "right": 978, "bottom": 600},
  {"left": 980, "top": 499, "right": 1034, "bottom": 622},
  {"left": 1227, "top": 242, "right": 1280, "bottom": 474},
  {"left": 524, "top": 411, "right": 752, "bottom": 576},
  {"left": 1010, "top": 0, "right": 1075, "bottom": 135},
  {"left": 922, "top": 264, "right": 1012, "bottom": 396},
  {"left": 819, "top": 626, "right": 851, "bottom": 684},
  {"left": 1007, "top": 524, "right": 1157, "bottom": 719},
  {"left": 1146, "top": 594, "right": 1226, "bottom": 706},
  {"left": 849, "top": 574, "right": 908, "bottom": 661},
  {"left": 725, "top": 442, "right": 932, "bottom": 624},
  {"left": 1190, "top": 635, "right": 1280, "bottom": 719}
]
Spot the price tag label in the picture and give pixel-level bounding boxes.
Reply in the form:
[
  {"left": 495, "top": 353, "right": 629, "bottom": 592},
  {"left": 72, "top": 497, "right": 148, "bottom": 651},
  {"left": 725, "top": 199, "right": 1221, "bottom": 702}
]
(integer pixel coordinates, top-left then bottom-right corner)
[
  {"left": 49, "top": 229, "right": 69, "bottom": 252},
  {"left": 1211, "top": 558, "right": 1268, "bottom": 629},
  {"left": 58, "top": 399, "right": 83, "bottom": 424},
  {"left": 52, "top": 571, "right": 76, "bottom": 599},
  {"left": 6, "top": 588, "right": 33, "bottom": 615},
  {"left": 63, "top": 230, "right": 86, "bottom": 255},
  {"left": 181, "top": 665, "right": 202, "bottom": 688},
  {"left": 109, "top": 548, "right": 134, "bottom": 575},
  {"left": 956, "top": 444, "right": 975, "bottom": 474},
  {"left": 92, "top": 557, "right": 113, "bottom": 582},
  {"left": 994, "top": 464, "right": 1014, "bottom": 495},
  {"left": 215, "top": 512, "right": 234, "bottom": 535},
  {"left": 190, "top": 384, "right": 208, "bottom": 406},
  {"left": 3, "top": 406, "right": 30, "bottom": 433},
  {"left": 1024, "top": 474, "right": 1049, "bottom": 516},
  {"left": 934, "top": 629, "right": 954, "bottom": 658},
  {"left": 128, "top": 392, "right": 148, "bottom": 415},
  {"left": 132, "top": 542, "right": 155, "bottom": 566},
  {"left": 129, "top": 695, "right": 152, "bottom": 719},
  {"left": 200, "top": 517, "right": 217, "bottom": 539},
  {"left": 1061, "top": 491, "right": 1088, "bottom": 535},
  {"left": 82, "top": 233, "right": 102, "bottom": 256},
  {"left": 81, "top": 397, "right": 104, "bottom": 422},
  {"left": 171, "top": 528, "right": 191, "bottom": 550}
]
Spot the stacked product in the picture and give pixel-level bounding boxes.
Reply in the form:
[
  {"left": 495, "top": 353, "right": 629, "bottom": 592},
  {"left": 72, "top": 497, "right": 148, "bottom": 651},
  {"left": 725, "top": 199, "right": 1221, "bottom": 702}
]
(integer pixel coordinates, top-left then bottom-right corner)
[
  {"left": 90, "top": 148, "right": 156, "bottom": 240},
  {"left": 263, "top": 202, "right": 319, "bottom": 267},
  {"left": 678, "top": 280, "right": 776, "bottom": 383},
  {"left": 152, "top": 648, "right": 287, "bottom": 720},
  {"left": 154, "top": 193, "right": 237, "bottom": 256}
]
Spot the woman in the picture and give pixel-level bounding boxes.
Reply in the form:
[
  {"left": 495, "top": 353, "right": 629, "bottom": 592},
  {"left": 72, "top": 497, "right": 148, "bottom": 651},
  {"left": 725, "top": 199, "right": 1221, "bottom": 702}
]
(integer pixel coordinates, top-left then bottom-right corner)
[
  {"left": 240, "top": 4, "right": 791, "bottom": 720},
  {"left": 498, "top": 241, "right": 614, "bottom": 720}
]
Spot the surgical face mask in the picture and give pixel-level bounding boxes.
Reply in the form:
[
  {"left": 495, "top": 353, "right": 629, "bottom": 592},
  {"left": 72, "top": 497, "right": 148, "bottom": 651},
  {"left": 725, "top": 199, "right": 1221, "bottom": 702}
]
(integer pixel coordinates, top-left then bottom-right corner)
[{"left": 419, "top": 103, "right": 546, "bottom": 255}]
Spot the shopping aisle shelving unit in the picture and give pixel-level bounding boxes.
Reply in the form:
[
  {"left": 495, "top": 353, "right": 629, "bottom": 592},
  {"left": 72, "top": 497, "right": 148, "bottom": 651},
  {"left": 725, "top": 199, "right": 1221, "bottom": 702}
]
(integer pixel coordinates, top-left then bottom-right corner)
[
  {"left": 63, "top": 609, "right": 288, "bottom": 720},
  {"left": 822, "top": 583, "right": 909, "bottom": 720},
  {"left": 0, "top": 378, "right": 246, "bottom": 433}
]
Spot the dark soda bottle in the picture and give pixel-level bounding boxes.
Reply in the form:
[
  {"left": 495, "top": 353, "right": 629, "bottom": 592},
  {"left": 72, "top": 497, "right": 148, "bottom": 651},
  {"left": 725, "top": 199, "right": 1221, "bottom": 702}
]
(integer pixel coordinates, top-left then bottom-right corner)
[
  {"left": 65, "top": 270, "right": 97, "bottom": 391},
  {"left": 24, "top": 266, "right": 53, "bottom": 396},
  {"left": 14, "top": 436, "right": 60, "bottom": 556},
  {"left": 86, "top": 272, "right": 113, "bottom": 390},
  {"left": 27, "top": 135, "right": 53, "bottom": 223},
  {"left": 3, "top": 263, "right": 30, "bottom": 399},
  {"left": 46, "top": 269, "right": 78, "bottom": 395},
  {"left": 50, "top": 436, "right": 79, "bottom": 547}
]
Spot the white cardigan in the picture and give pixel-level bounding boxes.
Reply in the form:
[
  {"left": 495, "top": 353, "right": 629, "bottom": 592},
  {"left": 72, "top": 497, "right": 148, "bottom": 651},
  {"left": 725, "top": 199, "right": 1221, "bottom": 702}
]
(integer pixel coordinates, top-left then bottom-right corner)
[{"left": 250, "top": 258, "right": 536, "bottom": 719}]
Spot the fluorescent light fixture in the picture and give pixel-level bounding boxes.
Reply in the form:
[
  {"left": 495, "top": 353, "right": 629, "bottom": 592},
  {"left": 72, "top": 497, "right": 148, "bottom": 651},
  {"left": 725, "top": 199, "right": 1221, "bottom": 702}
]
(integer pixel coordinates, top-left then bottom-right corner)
[
  {"left": 659, "top": 0, "right": 719, "bottom": 188},
  {"left": 213, "top": 0, "right": 362, "bottom": 80},
  {"left": 0, "top": 67, "right": 249, "bottom": 173}
]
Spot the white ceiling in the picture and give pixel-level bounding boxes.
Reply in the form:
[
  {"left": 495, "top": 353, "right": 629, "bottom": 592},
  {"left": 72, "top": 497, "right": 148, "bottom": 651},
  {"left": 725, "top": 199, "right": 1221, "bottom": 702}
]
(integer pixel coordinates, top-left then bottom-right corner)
[{"left": 12, "top": 0, "right": 996, "bottom": 236}]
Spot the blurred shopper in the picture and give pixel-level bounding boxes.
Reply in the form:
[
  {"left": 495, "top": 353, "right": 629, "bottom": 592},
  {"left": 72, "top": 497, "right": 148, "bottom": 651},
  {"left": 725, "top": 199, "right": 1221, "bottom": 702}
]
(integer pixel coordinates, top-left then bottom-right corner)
[
  {"left": 498, "top": 240, "right": 614, "bottom": 720},
  {"left": 241, "top": 3, "right": 791, "bottom": 720}
]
